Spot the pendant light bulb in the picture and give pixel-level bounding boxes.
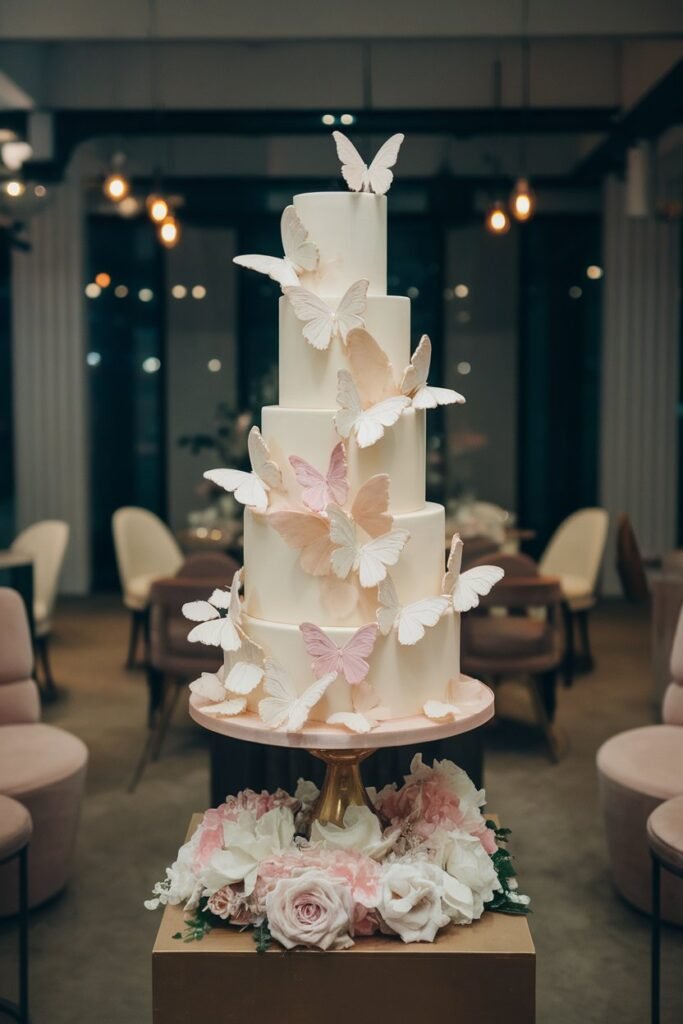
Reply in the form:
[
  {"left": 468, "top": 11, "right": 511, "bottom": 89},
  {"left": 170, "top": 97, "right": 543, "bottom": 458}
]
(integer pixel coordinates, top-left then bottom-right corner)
[
  {"left": 485, "top": 200, "right": 511, "bottom": 236},
  {"left": 158, "top": 214, "right": 181, "bottom": 248},
  {"left": 103, "top": 172, "right": 130, "bottom": 202},
  {"left": 147, "top": 194, "right": 169, "bottom": 224},
  {"left": 510, "top": 177, "right": 535, "bottom": 221}
]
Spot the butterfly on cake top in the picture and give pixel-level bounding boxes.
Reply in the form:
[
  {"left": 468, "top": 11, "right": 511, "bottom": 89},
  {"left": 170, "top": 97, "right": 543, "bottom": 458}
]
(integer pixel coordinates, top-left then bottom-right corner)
[{"left": 186, "top": 131, "right": 504, "bottom": 737}]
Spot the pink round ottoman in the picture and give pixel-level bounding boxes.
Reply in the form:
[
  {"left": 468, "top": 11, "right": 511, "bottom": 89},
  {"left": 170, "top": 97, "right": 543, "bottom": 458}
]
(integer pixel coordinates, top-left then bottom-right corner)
[
  {"left": 0, "top": 723, "right": 87, "bottom": 916},
  {"left": 0, "top": 795, "right": 32, "bottom": 1020},
  {"left": 597, "top": 724, "right": 683, "bottom": 925}
]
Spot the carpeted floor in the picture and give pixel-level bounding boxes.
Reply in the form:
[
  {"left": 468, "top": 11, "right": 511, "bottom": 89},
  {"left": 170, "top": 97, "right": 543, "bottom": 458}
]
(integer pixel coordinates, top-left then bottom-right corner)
[{"left": 0, "top": 596, "right": 681, "bottom": 1023}]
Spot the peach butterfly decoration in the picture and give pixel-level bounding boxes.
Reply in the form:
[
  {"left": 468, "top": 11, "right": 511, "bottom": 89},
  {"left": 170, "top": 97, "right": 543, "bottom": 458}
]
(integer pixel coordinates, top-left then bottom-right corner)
[{"left": 204, "top": 426, "right": 282, "bottom": 514}]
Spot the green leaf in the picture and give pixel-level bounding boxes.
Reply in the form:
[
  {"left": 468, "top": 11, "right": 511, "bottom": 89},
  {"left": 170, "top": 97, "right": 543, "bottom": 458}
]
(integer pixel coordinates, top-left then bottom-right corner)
[{"left": 253, "top": 923, "right": 272, "bottom": 954}]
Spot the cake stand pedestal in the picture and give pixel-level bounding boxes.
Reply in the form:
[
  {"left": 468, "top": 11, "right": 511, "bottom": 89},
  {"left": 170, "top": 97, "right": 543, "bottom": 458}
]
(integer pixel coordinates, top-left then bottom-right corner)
[{"left": 190, "top": 674, "right": 494, "bottom": 826}]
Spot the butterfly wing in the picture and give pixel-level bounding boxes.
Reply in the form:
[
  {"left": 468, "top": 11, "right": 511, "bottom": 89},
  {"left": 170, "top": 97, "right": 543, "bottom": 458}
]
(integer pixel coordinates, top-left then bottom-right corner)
[
  {"left": 299, "top": 622, "right": 342, "bottom": 678},
  {"left": 233, "top": 254, "right": 299, "bottom": 288},
  {"left": 423, "top": 700, "right": 460, "bottom": 722},
  {"left": 400, "top": 334, "right": 431, "bottom": 396},
  {"left": 280, "top": 205, "right": 318, "bottom": 273},
  {"left": 376, "top": 575, "right": 400, "bottom": 636},
  {"left": 451, "top": 565, "right": 505, "bottom": 612},
  {"left": 355, "top": 396, "right": 410, "bottom": 449},
  {"left": 225, "top": 635, "right": 265, "bottom": 695},
  {"left": 346, "top": 328, "right": 398, "bottom": 405},
  {"left": 287, "top": 672, "right": 337, "bottom": 732},
  {"left": 283, "top": 287, "right": 335, "bottom": 351},
  {"left": 351, "top": 473, "right": 392, "bottom": 538},
  {"left": 334, "top": 369, "right": 364, "bottom": 440},
  {"left": 269, "top": 510, "right": 333, "bottom": 576},
  {"left": 332, "top": 131, "right": 367, "bottom": 192},
  {"left": 335, "top": 279, "right": 369, "bottom": 342},
  {"left": 366, "top": 133, "right": 405, "bottom": 195},
  {"left": 186, "top": 617, "right": 240, "bottom": 651},
  {"left": 327, "top": 711, "right": 375, "bottom": 734},
  {"left": 182, "top": 600, "right": 220, "bottom": 623},
  {"left": 412, "top": 384, "right": 466, "bottom": 409},
  {"left": 202, "top": 697, "right": 248, "bottom": 718},
  {"left": 442, "top": 532, "right": 464, "bottom": 594},
  {"left": 357, "top": 529, "right": 410, "bottom": 588},
  {"left": 248, "top": 427, "right": 282, "bottom": 491},
  {"left": 396, "top": 597, "right": 450, "bottom": 646},
  {"left": 339, "top": 623, "right": 379, "bottom": 685},
  {"left": 289, "top": 455, "right": 328, "bottom": 513},
  {"left": 189, "top": 671, "right": 226, "bottom": 702},
  {"left": 325, "top": 442, "right": 349, "bottom": 507},
  {"left": 327, "top": 504, "right": 358, "bottom": 580},
  {"left": 227, "top": 567, "right": 243, "bottom": 633},
  {"left": 258, "top": 659, "right": 298, "bottom": 729},
  {"left": 204, "top": 467, "right": 269, "bottom": 513}
]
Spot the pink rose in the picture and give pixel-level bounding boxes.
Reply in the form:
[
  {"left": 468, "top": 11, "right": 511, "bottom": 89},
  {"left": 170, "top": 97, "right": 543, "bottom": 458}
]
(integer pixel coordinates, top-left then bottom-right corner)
[
  {"left": 266, "top": 870, "right": 354, "bottom": 950},
  {"left": 206, "top": 885, "right": 264, "bottom": 926}
]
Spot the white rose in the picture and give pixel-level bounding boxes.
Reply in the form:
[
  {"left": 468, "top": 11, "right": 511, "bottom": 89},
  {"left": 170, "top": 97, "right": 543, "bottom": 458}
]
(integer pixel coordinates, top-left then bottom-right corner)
[
  {"left": 310, "top": 805, "right": 399, "bottom": 860},
  {"left": 145, "top": 829, "right": 203, "bottom": 910},
  {"left": 439, "top": 868, "right": 475, "bottom": 925},
  {"left": 200, "top": 806, "right": 295, "bottom": 896},
  {"left": 266, "top": 869, "right": 354, "bottom": 950},
  {"left": 377, "top": 862, "right": 449, "bottom": 943},
  {"left": 441, "top": 830, "right": 501, "bottom": 918}
]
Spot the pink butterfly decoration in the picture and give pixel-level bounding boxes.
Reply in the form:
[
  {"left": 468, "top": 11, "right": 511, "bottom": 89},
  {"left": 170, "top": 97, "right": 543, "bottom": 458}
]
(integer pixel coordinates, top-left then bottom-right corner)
[
  {"left": 289, "top": 442, "right": 349, "bottom": 513},
  {"left": 299, "top": 621, "right": 379, "bottom": 686}
]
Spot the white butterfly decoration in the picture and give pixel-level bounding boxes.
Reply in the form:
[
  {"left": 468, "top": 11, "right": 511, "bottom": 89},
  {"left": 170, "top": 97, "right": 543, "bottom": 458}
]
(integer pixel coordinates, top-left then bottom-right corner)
[
  {"left": 204, "top": 426, "right": 281, "bottom": 514},
  {"left": 224, "top": 634, "right": 265, "bottom": 695},
  {"left": 423, "top": 678, "right": 487, "bottom": 722},
  {"left": 327, "top": 504, "right": 409, "bottom": 589},
  {"left": 335, "top": 370, "right": 409, "bottom": 449},
  {"left": 190, "top": 669, "right": 248, "bottom": 719},
  {"left": 400, "top": 335, "right": 466, "bottom": 409},
  {"left": 283, "top": 279, "right": 369, "bottom": 351},
  {"left": 233, "top": 205, "right": 318, "bottom": 288},
  {"left": 327, "top": 681, "right": 391, "bottom": 733},
  {"left": 332, "top": 132, "right": 405, "bottom": 195},
  {"left": 258, "top": 658, "right": 337, "bottom": 732},
  {"left": 376, "top": 574, "right": 449, "bottom": 646},
  {"left": 289, "top": 441, "right": 349, "bottom": 514},
  {"left": 182, "top": 569, "right": 244, "bottom": 652},
  {"left": 442, "top": 534, "right": 505, "bottom": 612}
]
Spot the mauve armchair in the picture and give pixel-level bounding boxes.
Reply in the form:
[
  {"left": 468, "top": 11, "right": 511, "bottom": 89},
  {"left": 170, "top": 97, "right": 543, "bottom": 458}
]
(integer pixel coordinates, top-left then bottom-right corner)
[
  {"left": 0, "top": 588, "right": 88, "bottom": 915},
  {"left": 597, "top": 604, "right": 683, "bottom": 924}
]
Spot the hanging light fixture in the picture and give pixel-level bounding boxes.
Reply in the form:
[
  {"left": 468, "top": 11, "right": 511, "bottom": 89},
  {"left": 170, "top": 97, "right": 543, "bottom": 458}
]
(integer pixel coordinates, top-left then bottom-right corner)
[
  {"left": 147, "top": 193, "right": 169, "bottom": 224},
  {"left": 103, "top": 153, "right": 130, "bottom": 202},
  {"left": 509, "top": 0, "right": 535, "bottom": 222},
  {"left": 485, "top": 200, "right": 511, "bottom": 235},
  {"left": 157, "top": 214, "right": 181, "bottom": 248}
]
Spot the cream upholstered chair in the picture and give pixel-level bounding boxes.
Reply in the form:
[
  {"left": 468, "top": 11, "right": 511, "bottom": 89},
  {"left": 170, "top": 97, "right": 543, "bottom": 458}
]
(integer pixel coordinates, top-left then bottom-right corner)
[
  {"left": 112, "top": 507, "right": 183, "bottom": 668},
  {"left": 10, "top": 520, "right": 69, "bottom": 697},
  {"left": 597, "top": 604, "right": 683, "bottom": 926},
  {"left": 0, "top": 588, "right": 87, "bottom": 916},
  {"left": 539, "top": 507, "right": 608, "bottom": 681}
]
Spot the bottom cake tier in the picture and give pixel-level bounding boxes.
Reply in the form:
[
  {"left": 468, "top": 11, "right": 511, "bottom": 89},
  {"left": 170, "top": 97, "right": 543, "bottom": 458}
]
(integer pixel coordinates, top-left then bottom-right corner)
[{"left": 234, "top": 609, "right": 461, "bottom": 721}]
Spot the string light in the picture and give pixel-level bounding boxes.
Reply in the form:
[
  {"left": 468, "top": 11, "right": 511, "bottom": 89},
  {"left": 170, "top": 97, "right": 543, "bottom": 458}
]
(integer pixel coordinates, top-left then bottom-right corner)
[
  {"left": 192, "top": 285, "right": 206, "bottom": 300},
  {"left": 322, "top": 114, "right": 335, "bottom": 126},
  {"left": 158, "top": 215, "right": 180, "bottom": 248},
  {"left": 586, "top": 265, "right": 603, "bottom": 280},
  {"left": 4, "top": 180, "right": 25, "bottom": 198},
  {"left": 95, "top": 272, "right": 111, "bottom": 288},
  {"left": 103, "top": 172, "right": 130, "bottom": 202},
  {"left": 485, "top": 201, "right": 511, "bottom": 235},
  {"left": 147, "top": 194, "right": 169, "bottom": 223},
  {"left": 509, "top": 177, "right": 535, "bottom": 221}
]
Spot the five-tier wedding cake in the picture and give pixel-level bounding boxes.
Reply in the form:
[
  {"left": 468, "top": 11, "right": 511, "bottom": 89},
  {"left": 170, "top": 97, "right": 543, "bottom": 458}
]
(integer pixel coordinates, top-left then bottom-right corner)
[{"left": 185, "top": 132, "right": 502, "bottom": 736}]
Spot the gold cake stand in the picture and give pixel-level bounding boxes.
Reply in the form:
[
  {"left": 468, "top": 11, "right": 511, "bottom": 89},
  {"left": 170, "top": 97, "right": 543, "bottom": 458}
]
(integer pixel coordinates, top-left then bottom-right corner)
[{"left": 189, "top": 676, "right": 494, "bottom": 827}]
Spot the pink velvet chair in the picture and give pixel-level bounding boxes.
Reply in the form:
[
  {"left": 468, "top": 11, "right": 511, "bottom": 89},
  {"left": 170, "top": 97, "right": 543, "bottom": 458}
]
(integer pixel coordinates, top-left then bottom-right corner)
[
  {"left": 597, "top": 604, "right": 683, "bottom": 925},
  {"left": 0, "top": 588, "right": 88, "bottom": 915}
]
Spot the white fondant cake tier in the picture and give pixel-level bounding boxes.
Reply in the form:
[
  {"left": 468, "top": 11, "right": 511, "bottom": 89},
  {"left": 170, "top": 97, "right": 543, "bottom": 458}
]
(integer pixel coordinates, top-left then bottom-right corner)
[
  {"left": 294, "top": 192, "right": 387, "bottom": 296},
  {"left": 243, "top": 502, "right": 446, "bottom": 627},
  {"left": 278, "top": 295, "right": 410, "bottom": 409},
  {"left": 262, "top": 405, "right": 425, "bottom": 514},
  {"left": 238, "top": 610, "right": 460, "bottom": 721}
]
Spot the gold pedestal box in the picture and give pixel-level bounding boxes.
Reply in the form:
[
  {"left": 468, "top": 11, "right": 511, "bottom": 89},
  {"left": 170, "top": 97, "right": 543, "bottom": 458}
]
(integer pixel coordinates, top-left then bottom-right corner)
[{"left": 152, "top": 815, "right": 535, "bottom": 1024}]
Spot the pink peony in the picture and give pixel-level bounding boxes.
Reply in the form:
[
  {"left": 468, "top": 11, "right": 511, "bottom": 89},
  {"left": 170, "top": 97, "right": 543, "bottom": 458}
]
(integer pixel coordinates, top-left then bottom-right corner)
[
  {"left": 192, "top": 789, "right": 298, "bottom": 872},
  {"left": 206, "top": 885, "right": 264, "bottom": 926}
]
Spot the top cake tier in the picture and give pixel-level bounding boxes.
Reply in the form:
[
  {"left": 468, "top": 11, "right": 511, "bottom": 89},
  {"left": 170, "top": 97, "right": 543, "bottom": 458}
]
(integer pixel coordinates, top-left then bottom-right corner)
[{"left": 294, "top": 192, "right": 387, "bottom": 296}]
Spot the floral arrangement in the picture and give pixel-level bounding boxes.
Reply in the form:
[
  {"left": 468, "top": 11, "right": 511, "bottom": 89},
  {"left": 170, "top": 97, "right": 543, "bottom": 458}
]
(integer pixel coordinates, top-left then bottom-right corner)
[{"left": 146, "top": 756, "right": 529, "bottom": 951}]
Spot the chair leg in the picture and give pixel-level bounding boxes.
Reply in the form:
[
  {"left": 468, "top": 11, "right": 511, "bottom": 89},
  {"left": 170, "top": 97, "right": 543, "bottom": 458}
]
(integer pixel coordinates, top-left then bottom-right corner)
[
  {"left": 127, "top": 672, "right": 166, "bottom": 793},
  {"left": 36, "top": 634, "right": 58, "bottom": 701},
  {"left": 147, "top": 667, "right": 165, "bottom": 729},
  {"left": 125, "top": 610, "right": 144, "bottom": 670},
  {"left": 651, "top": 854, "right": 661, "bottom": 1024},
  {"left": 576, "top": 609, "right": 595, "bottom": 672},
  {"left": 529, "top": 673, "right": 560, "bottom": 763},
  {"left": 151, "top": 679, "right": 182, "bottom": 762},
  {"left": 561, "top": 603, "right": 575, "bottom": 687}
]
